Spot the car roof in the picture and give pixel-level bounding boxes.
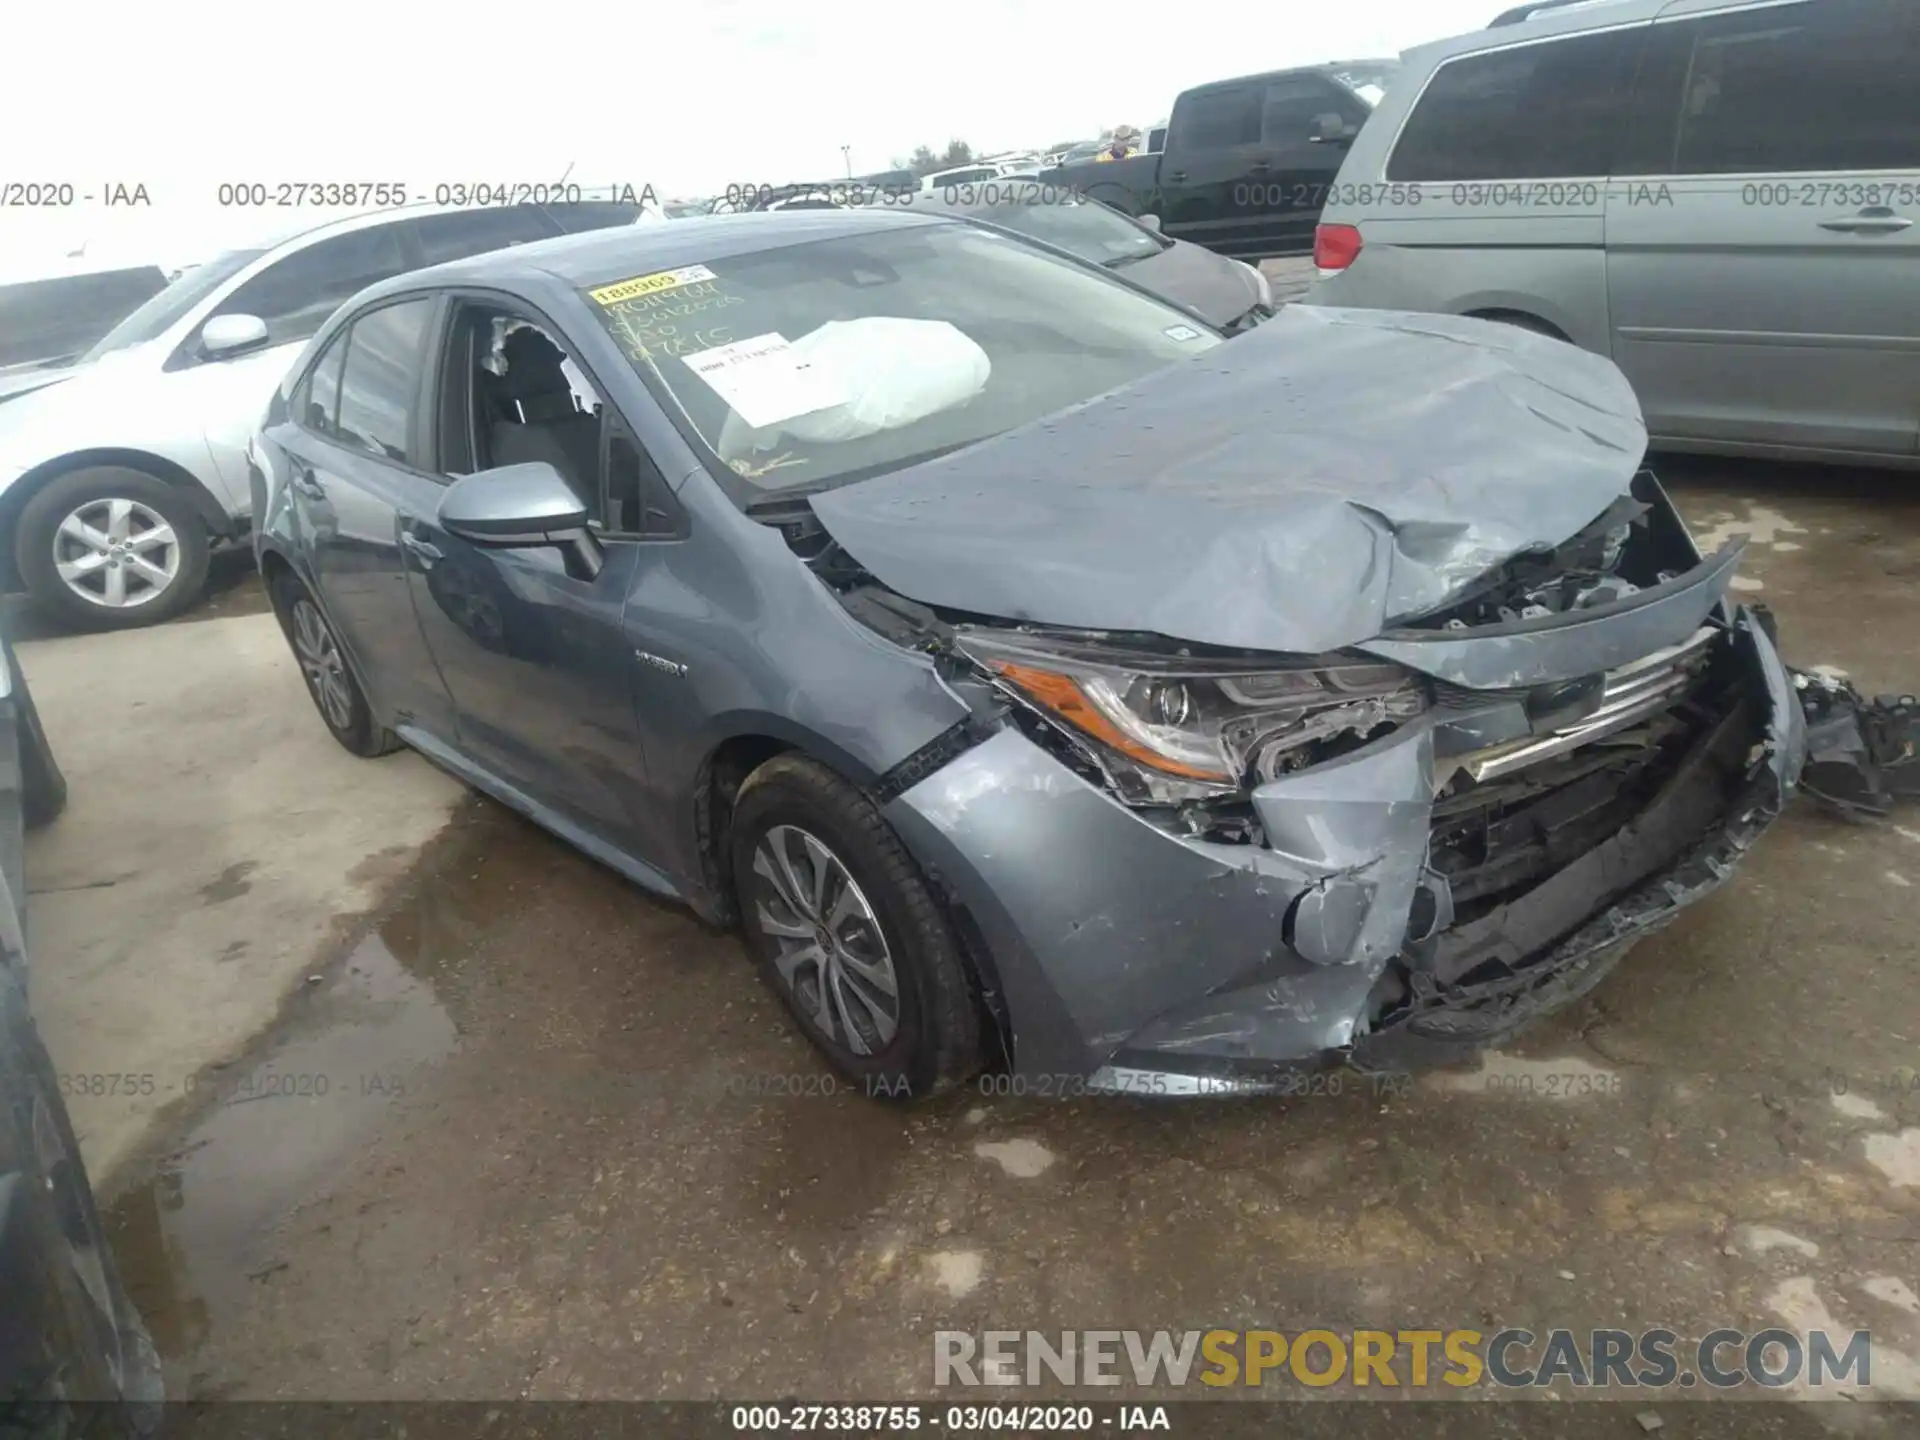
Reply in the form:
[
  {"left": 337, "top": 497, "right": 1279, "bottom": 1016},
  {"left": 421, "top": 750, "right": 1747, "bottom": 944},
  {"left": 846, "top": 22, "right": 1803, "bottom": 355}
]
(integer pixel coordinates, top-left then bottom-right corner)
[
  {"left": 239, "top": 201, "right": 492, "bottom": 257},
  {"left": 352, "top": 207, "right": 952, "bottom": 302},
  {"left": 1406, "top": 0, "right": 1669, "bottom": 63},
  {"left": 1483, "top": 0, "right": 1659, "bottom": 27}
]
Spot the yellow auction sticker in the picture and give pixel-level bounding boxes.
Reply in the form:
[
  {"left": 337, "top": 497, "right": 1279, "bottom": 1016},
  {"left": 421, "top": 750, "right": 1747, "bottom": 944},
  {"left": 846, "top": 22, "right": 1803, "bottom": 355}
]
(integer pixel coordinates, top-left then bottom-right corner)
[{"left": 590, "top": 264, "right": 718, "bottom": 306}]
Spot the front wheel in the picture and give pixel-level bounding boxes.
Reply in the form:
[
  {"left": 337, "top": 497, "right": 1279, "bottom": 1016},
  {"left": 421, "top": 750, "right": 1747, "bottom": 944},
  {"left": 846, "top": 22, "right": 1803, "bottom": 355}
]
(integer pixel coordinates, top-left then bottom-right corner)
[
  {"left": 729, "top": 755, "right": 983, "bottom": 1099},
  {"left": 15, "top": 467, "right": 212, "bottom": 631}
]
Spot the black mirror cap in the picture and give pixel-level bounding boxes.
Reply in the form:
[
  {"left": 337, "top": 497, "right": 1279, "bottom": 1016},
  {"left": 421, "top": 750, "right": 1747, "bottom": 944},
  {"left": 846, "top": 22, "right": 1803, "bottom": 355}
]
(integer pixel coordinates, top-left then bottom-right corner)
[{"left": 438, "top": 461, "right": 589, "bottom": 542}]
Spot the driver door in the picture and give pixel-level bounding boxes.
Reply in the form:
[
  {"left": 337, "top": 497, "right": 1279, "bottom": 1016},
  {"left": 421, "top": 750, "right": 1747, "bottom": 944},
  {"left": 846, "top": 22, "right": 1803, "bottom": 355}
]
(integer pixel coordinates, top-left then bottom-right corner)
[{"left": 404, "top": 298, "right": 657, "bottom": 850}]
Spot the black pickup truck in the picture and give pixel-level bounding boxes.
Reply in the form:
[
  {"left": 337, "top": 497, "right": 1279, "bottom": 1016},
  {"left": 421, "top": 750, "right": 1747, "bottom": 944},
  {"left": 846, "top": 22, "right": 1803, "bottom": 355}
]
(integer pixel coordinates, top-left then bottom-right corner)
[{"left": 1041, "top": 63, "right": 1388, "bottom": 260}]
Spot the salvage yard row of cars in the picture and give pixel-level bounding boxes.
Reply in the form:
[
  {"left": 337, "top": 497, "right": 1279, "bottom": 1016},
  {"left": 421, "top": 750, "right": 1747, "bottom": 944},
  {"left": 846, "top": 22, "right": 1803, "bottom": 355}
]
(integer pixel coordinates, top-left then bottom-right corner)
[{"left": 3, "top": 0, "right": 1918, "bottom": 1425}]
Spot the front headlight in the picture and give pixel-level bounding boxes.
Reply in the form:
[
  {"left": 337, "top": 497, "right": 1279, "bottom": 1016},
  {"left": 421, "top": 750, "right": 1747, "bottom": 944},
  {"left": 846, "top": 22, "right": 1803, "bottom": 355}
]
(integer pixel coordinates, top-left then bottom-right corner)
[{"left": 956, "top": 629, "right": 1429, "bottom": 805}]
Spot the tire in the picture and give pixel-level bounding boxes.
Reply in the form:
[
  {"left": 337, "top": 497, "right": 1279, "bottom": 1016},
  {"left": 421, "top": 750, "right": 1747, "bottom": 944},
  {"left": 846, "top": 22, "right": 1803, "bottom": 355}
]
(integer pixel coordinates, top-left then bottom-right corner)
[
  {"left": 730, "top": 754, "right": 983, "bottom": 1099},
  {"left": 15, "top": 467, "right": 212, "bottom": 632},
  {"left": 3, "top": 1014, "right": 164, "bottom": 1428},
  {"left": 268, "top": 569, "right": 401, "bottom": 759}
]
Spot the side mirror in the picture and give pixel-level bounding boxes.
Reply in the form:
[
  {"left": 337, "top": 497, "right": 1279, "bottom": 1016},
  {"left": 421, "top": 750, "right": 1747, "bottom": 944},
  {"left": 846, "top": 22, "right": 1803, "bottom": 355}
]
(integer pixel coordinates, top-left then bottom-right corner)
[
  {"left": 1309, "top": 113, "right": 1356, "bottom": 145},
  {"left": 438, "top": 462, "right": 603, "bottom": 579},
  {"left": 200, "top": 313, "right": 270, "bottom": 360},
  {"left": 1138, "top": 213, "right": 1163, "bottom": 233}
]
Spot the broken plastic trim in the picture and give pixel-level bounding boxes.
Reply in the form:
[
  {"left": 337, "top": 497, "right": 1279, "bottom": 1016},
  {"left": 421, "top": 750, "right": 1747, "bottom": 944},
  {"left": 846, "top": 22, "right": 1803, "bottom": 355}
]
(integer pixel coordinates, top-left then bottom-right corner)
[
  {"left": 870, "top": 719, "right": 996, "bottom": 806},
  {"left": 1795, "top": 672, "right": 1920, "bottom": 819}
]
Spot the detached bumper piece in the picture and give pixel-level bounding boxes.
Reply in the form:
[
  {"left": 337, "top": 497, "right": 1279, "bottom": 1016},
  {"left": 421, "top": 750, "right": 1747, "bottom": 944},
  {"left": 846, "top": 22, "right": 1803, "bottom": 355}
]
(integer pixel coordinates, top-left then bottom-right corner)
[{"left": 1796, "top": 673, "right": 1920, "bottom": 819}]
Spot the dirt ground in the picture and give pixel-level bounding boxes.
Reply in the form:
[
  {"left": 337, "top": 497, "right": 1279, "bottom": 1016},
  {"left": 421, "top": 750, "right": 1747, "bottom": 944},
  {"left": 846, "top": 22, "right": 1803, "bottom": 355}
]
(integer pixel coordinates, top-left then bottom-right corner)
[{"left": 17, "top": 448, "right": 1920, "bottom": 1430}]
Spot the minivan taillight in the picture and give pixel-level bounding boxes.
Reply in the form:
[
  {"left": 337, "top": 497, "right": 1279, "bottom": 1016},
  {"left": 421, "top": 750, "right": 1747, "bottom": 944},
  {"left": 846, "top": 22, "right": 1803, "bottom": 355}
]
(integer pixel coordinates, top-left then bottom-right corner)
[{"left": 1313, "top": 223, "right": 1363, "bottom": 271}]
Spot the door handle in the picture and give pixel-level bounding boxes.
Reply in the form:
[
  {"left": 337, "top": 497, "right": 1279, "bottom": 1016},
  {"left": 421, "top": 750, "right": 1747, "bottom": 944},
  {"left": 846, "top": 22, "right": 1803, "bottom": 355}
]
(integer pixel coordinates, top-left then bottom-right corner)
[
  {"left": 1819, "top": 209, "right": 1913, "bottom": 234},
  {"left": 399, "top": 531, "right": 443, "bottom": 563},
  {"left": 1167, "top": 169, "right": 1187, "bottom": 182},
  {"left": 291, "top": 468, "right": 325, "bottom": 500},
  {"left": 1247, "top": 160, "right": 1272, "bottom": 173}
]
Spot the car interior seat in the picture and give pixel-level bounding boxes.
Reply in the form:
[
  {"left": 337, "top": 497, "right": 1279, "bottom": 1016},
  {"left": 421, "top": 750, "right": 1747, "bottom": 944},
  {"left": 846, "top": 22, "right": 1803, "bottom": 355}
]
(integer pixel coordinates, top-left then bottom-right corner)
[{"left": 479, "top": 324, "right": 602, "bottom": 505}]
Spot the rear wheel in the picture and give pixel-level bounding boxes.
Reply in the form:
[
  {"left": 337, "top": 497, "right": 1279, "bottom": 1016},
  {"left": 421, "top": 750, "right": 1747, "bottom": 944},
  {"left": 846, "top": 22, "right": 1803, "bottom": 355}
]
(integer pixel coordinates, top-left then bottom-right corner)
[
  {"left": 729, "top": 755, "right": 983, "bottom": 1099},
  {"left": 15, "top": 467, "right": 211, "bottom": 631},
  {"left": 269, "top": 569, "right": 400, "bottom": 758}
]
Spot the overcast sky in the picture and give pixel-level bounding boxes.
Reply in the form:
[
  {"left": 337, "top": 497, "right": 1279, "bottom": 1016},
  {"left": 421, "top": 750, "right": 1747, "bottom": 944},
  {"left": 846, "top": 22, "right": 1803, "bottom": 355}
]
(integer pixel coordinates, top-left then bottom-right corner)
[{"left": 0, "top": 0, "right": 1495, "bottom": 281}]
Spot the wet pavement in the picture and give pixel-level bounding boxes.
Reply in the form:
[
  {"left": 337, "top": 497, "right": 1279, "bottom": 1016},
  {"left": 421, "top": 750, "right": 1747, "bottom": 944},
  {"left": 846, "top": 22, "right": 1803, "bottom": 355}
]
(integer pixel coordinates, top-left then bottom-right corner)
[{"left": 83, "top": 457, "right": 1920, "bottom": 1421}]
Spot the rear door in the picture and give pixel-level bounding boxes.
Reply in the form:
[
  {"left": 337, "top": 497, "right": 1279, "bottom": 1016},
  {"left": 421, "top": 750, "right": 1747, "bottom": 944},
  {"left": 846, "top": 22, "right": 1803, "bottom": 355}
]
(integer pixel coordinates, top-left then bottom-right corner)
[
  {"left": 1606, "top": 0, "right": 1920, "bottom": 458},
  {"left": 1163, "top": 74, "right": 1373, "bottom": 259},
  {"left": 1250, "top": 72, "right": 1374, "bottom": 255},
  {"left": 1364, "top": 22, "right": 1642, "bottom": 344},
  {"left": 276, "top": 297, "right": 459, "bottom": 738}
]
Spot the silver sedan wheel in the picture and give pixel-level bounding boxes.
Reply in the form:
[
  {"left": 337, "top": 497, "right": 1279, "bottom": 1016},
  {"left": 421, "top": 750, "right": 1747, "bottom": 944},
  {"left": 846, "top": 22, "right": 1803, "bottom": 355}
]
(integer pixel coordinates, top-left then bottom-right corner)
[
  {"left": 52, "top": 497, "right": 181, "bottom": 609},
  {"left": 289, "top": 598, "right": 354, "bottom": 732},
  {"left": 751, "top": 824, "right": 901, "bottom": 1055}
]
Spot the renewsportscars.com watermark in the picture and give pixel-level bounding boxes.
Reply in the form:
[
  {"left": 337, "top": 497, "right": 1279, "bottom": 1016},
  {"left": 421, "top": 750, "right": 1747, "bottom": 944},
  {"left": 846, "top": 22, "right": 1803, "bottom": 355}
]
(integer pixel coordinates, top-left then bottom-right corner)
[{"left": 934, "top": 1328, "right": 1876, "bottom": 1391}]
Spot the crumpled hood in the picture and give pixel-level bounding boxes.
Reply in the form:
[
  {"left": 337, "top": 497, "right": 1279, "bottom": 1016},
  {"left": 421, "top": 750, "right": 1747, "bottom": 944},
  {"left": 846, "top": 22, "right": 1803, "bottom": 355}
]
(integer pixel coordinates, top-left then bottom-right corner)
[{"left": 811, "top": 306, "right": 1650, "bottom": 655}]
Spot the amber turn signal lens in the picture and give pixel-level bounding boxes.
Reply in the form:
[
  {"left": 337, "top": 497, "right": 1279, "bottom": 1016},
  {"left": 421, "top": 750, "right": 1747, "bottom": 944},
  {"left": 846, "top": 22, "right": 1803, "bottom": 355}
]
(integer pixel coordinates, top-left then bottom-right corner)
[{"left": 990, "top": 660, "right": 1231, "bottom": 781}]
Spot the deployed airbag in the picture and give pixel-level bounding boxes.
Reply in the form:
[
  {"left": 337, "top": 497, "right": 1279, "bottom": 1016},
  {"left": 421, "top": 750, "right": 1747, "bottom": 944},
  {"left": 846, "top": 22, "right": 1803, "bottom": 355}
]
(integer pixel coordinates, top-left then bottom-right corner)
[{"left": 719, "top": 317, "right": 990, "bottom": 460}]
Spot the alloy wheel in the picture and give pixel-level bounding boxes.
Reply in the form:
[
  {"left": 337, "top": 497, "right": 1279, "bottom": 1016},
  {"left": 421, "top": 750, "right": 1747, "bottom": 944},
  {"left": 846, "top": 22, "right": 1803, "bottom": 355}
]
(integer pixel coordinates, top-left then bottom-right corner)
[
  {"left": 51, "top": 497, "right": 181, "bottom": 609},
  {"left": 289, "top": 598, "right": 354, "bottom": 731},
  {"left": 750, "top": 824, "right": 901, "bottom": 1055}
]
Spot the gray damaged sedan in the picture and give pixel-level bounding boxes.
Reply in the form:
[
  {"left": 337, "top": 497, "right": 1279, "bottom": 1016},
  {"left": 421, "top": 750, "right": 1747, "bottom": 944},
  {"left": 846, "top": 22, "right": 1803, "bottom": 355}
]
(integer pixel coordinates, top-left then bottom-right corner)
[{"left": 248, "top": 209, "right": 1917, "bottom": 1096}]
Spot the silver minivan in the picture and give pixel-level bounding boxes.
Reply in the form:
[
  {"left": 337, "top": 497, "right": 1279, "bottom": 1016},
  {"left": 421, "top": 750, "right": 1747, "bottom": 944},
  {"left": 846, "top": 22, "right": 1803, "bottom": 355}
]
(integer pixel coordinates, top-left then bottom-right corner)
[{"left": 1307, "top": 0, "right": 1920, "bottom": 468}]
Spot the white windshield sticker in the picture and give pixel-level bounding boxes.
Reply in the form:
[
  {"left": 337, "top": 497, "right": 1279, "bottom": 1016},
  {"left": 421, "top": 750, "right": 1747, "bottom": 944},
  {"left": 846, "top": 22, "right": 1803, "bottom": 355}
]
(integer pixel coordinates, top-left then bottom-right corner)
[
  {"left": 1163, "top": 324, "right": 1202, "bottom": 342},
  {"left": 683, "top": 332, "right": 850, "bottom": 429}
]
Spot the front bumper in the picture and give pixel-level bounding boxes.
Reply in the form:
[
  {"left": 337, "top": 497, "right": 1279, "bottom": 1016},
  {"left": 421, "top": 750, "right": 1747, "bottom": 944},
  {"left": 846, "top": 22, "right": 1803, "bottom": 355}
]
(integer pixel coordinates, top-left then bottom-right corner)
[{"left": 884, "top": 606, "right": 1801, "bottom": 1090}]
